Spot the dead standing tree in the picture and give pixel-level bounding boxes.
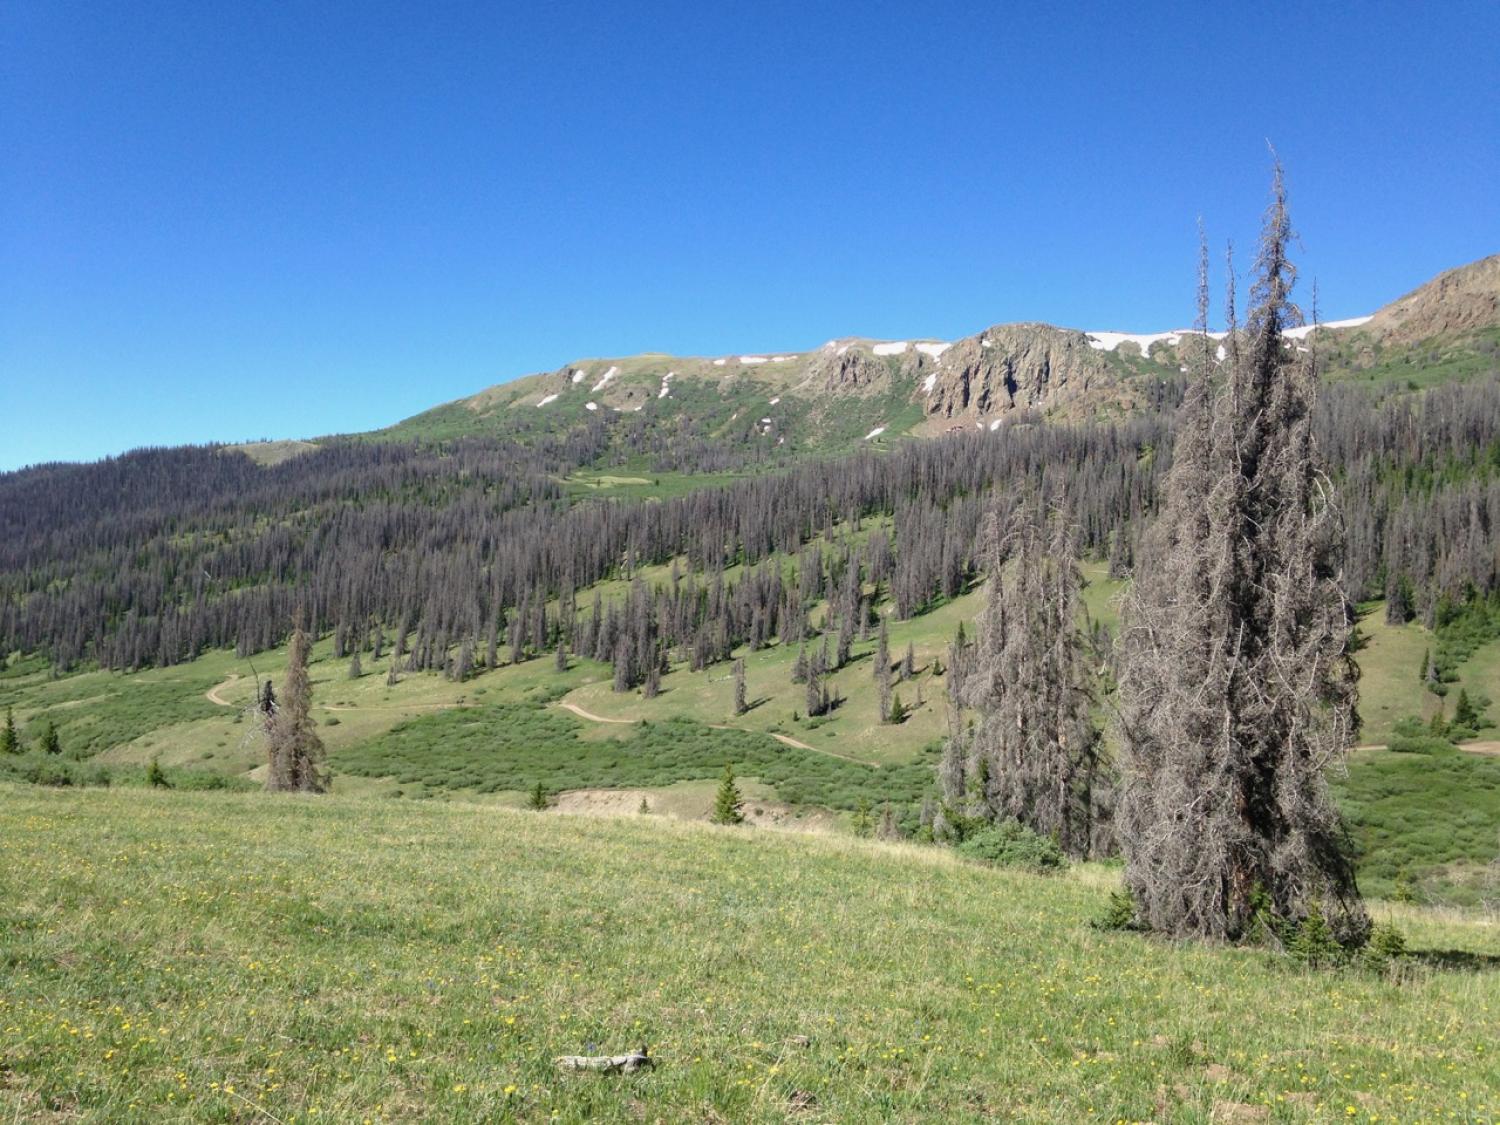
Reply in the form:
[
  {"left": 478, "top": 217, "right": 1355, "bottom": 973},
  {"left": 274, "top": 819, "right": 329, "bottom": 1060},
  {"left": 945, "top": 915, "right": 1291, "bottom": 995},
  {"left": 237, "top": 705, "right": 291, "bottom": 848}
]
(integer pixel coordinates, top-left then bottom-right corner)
[
  {"left": 1116, "top": 166, "right": 1368, "bottom": 944},
  {"left": 945, "top": 502, "right": 1100, "bottom": 857},
  {"left": 264, "top": 613, "right": 328, "bottom": 794}
]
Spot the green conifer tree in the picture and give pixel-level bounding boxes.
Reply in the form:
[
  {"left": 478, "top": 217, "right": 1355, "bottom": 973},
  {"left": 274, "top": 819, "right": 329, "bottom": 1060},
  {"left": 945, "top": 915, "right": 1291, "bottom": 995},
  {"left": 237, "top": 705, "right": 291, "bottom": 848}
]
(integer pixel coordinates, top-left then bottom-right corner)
[
  {"left": 0, "top": 707, "right": 17, "bottom": 754},
  {"left": 711, "top": 763, "right": 744, "bottom": 825}
]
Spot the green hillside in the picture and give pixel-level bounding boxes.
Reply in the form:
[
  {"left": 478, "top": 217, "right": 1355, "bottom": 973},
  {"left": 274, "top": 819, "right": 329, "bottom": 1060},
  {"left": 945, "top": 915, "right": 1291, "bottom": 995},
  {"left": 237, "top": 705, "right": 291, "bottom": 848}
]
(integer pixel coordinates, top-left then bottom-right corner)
[{"left": 2, "top": 785, "right": 1496, "bottom": 1123}]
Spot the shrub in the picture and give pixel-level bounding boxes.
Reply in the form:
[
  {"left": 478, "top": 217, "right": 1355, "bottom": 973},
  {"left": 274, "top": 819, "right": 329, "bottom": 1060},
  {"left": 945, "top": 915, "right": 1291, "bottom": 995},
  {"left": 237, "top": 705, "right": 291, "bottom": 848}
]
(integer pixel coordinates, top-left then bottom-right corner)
[
  {"left": 954, "top": 820, "right": 1066, "bottom": 871},
  {"left": 1093, "top": 888, "right": 1142, "bottom": 931},
  {"left": 1288, "top": 904, "right": 1346, "bottom": 968}
]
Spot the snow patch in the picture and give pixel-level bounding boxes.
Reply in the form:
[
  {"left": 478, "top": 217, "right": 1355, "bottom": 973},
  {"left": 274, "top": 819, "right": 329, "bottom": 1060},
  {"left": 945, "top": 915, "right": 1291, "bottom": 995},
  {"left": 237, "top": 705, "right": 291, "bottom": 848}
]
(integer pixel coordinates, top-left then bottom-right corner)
[
  {"left": 922, "top": 373, "right": 938, "bottom": 394},
  {"left": 1215, "top": 343, "right": 1227, "bottom": 361},
  {"left": 590, "top": 365, "right": 619, "bottom": 393},
  {"left": 768, "top": 396, "right": 780, "bottom": 405},
  {"left": 836, "top": 344, "right": 850, "bottom": 356},
  {"left": 1283, "top": 315, "right": 1372, "bottom": 341},
  {"left": 537, "top": 393, "right": 559, "bottom": 407},
  {"left": 585, "top": 402, "right": 598, "bottom": 411},
  {"left": 760, "top": 417, "right": 772, "bottom": 424},
  {"left": 740, "top": 355, "right": 768, "bottom": 365},
  {"left": 571, "top": 370, "right": 585, "bottom": 384},
  {"left": 981, "top": 338, "right": 992, "bottom": 350},
  {"left": 915, "top": 341, "right": 951, "bottom": 359},
  {"left": 658, "top": 371, "right": 675, "bottom": 399},
  {"left": 771, "top": 355, "right": 795, "bottom": 362},
  {"left": 873, "top": 341, "right": 908, "bottom": 356},
  {"left": 864, "top": 426, "right": 886, "bottom": 440},
  {"left": 989, "top": 418, "right": 1002, "bottom": 432},
  {"left": 713, "top": 358, "right": 728, "bottom": 367},
  {"left": 1085, "top": 330, "right": 1182, "bottom": 356}
]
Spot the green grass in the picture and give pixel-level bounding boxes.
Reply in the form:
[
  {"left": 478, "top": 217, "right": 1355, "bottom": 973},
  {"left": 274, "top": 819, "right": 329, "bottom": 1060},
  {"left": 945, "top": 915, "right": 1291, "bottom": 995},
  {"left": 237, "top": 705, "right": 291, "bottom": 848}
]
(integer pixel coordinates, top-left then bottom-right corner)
[
  {"left": 1337, "top": 748, "right": 1500, "bottom": 906},
  {"left": 1352, "top": 606, "right": 1437, "bottom": 744},
  {"left": 2, "top": 785, "right": 1496, "bottom": 1123},
  {"left": 336, "top": 702, "right": 937, "bottom": 814}
]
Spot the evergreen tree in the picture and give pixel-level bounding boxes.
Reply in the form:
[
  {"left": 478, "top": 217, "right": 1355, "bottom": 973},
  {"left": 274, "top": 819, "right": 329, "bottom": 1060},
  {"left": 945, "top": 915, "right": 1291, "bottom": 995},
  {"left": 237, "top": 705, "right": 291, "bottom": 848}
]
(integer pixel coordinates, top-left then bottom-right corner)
[
  {"left": 528, "top": 781, "right": 549, "bottom": 810},
  {"left": 40, "top": 721, "right": 61, "bottom": 756},
  {"left": 638, "top": 796, "right": 651, "bottom": 814},
  {"left": 1117, "top": 171, "right": 1368, "bottom": 943},
  {"left": 0, "top": 707, "right": 17, "bottom": 754},
  {"left": 711, "top": 763, "right": 744, "bottom": 825},
  {"left": 146, "top": 756, "right": 169, "bottom": 788},
  {"left": 851, "top": 797, "right": 873, "bottom": 837},
  {"left": 1454, "top": 689, "right": 1479, "bottom": 729},
  {"left": 888, "top": 690, "right": 906, "bottom": 725}
]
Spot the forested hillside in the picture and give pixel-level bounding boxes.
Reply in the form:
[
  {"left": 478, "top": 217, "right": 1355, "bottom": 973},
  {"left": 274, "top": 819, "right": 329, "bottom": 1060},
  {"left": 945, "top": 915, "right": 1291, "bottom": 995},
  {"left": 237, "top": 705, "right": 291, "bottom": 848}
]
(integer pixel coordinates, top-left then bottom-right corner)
[{"left": 6, "top": 374, "right": 1500, "bottom": 676}]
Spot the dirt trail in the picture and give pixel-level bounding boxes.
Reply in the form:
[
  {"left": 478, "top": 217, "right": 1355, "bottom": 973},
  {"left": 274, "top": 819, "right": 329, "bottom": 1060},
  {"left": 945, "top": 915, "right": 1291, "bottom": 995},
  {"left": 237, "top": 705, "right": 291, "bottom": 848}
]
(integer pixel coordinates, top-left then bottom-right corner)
[
  {"left": 1354, "top": 740, "right": 1500, "bottom": 757},
  {"left": 558, "top": 700, "right": 636, "bottom": 724},
  {"left": 205, "top": 675, "right": 240, "bottom": 707},
  {"left": 558, "top": 701, "right": 875, "bottom": 765}
]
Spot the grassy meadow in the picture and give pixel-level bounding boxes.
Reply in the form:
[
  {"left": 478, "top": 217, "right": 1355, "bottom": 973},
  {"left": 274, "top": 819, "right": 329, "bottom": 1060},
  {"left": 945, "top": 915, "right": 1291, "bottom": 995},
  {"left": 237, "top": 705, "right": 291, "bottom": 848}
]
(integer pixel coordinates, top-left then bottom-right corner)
[{"left": 2, "top": 785, "right": 1497, "bottom": 1123}]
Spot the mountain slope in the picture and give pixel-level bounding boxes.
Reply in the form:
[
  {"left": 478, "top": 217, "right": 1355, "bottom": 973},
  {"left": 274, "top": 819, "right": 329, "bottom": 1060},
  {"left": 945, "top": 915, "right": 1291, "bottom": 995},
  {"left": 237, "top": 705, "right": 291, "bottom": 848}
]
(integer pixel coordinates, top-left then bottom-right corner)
[{"left": 349, "top": 253, "right": 1498, "bottom": 457}]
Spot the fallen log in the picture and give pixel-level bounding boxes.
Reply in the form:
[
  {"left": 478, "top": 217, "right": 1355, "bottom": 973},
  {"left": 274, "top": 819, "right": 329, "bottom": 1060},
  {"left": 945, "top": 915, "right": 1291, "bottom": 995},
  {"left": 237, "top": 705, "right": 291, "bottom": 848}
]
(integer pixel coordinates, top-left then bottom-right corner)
[{"left": 555, "top": 1046, "right": 653, "bottom": 1074}]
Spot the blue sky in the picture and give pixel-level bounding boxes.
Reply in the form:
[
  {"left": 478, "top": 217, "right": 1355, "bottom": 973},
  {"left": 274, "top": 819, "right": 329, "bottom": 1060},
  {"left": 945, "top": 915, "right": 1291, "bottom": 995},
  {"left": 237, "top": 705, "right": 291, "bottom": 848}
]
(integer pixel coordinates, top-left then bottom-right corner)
[{"left": 3, "top": 1, "right": 1497, "bottom": 470}]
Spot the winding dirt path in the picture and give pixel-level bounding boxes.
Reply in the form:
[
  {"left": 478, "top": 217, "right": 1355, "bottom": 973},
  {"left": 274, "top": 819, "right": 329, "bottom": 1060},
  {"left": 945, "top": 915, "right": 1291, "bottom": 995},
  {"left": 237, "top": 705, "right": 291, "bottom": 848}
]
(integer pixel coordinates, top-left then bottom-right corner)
[
  {"left": 558, "top": 700, "right": 875, "bottom": 765},
  {"left": 558, "top": 700, "right": 636, "bottom": 724},
  {"left": 205, "top": 674, "right": 241, "bottom": 707}
]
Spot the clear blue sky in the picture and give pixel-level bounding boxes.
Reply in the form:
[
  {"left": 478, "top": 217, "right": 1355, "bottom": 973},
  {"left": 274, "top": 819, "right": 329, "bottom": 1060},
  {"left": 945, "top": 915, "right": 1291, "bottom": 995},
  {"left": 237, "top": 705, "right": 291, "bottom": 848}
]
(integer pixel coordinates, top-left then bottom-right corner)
[{"left": 3, "top": 1, "right": 1497, "bottom": 469}]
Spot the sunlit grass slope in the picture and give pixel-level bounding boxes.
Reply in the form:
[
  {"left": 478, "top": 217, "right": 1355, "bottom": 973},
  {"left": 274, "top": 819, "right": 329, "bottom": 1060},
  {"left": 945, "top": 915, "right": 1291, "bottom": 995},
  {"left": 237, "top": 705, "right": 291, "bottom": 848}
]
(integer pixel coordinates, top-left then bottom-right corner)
[{"left": 1, "top": 786, "right": 1496, "bottom": 1123}]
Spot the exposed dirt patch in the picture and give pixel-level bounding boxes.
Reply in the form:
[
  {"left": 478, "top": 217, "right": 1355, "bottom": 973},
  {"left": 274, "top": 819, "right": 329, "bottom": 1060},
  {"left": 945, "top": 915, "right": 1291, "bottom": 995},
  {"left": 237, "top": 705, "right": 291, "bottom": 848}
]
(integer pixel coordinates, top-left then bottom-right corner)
[{"left": 205, "top": 675, "right": 241, "bottom": 707}]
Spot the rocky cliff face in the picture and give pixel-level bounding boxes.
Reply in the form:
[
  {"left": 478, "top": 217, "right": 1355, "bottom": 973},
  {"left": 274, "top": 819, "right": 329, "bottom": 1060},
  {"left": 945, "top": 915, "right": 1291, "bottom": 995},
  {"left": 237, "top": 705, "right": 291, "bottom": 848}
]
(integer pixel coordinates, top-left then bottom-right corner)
[
  {"left": 801, "top": 345, "right": 899, "bottom": 396},
  {"left": 1368, "top": 254, "right": 1500, "bottom": 344},
  {"left": 922, "top": 324, "right": 1115, "bottom": 422}
]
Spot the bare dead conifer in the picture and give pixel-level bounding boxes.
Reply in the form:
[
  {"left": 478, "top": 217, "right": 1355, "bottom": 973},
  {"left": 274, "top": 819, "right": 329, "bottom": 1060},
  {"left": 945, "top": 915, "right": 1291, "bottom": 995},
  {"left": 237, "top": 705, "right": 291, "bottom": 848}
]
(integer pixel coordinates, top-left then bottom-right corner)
[
  {"left": 265, "top": 612, "right": 327, "bottom": 793},
  {"left": 957, "top": 501, "right": 1100, "bottom": 856},
  {"left": 1116, "top": 164, "right": 1367, "bottom": 943}
]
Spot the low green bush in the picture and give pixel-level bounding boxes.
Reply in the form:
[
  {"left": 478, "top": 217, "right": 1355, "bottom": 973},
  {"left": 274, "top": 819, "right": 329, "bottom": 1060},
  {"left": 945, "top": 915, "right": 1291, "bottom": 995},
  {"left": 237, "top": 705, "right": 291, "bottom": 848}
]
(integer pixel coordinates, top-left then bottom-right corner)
[{"left": 954, "top": 820, "right": 1066, "bottom": 871}]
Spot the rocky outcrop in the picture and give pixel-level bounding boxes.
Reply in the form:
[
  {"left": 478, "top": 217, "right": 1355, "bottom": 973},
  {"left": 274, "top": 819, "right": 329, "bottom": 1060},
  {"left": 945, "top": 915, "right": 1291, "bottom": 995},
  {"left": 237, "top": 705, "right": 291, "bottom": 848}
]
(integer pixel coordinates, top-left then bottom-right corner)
[
  {"left": 1368, "top": 254, "right": 1500, "bottom": 345},
  {"left": 802, "top": 345, "right": 903, "bottom": 397},
  {"left": 922, "top": 323, "right": 1113, "bottom": 421}
]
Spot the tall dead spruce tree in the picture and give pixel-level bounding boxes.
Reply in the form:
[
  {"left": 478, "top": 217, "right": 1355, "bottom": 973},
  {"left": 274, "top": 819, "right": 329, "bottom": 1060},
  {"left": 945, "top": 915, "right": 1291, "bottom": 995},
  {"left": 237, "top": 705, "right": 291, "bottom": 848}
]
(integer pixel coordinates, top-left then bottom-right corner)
[
  {"left": 945, "top": 504, "right": 1099, "bottom": 857},
  {"left": 1116, "top": 167, "right": 1368, "bottom": 944},
  {"left": 264, "top": 614, "right": 328, "bottom": 793}
]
